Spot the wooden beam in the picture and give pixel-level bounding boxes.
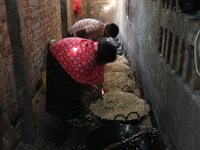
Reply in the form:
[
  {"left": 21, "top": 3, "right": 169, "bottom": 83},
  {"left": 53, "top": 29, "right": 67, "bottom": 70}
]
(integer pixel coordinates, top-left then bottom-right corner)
[{"left": 60, "top": 0, "right": 68, "bottom": 38}]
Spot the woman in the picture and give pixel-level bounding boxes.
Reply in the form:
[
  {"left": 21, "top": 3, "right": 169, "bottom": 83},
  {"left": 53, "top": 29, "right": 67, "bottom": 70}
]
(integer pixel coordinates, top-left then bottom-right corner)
[
  {"left": 67, "top": 18, "right": 119, "bottom": 41},
  {"left": 46, "top": 37, "right": 117, "bottom": 126}
]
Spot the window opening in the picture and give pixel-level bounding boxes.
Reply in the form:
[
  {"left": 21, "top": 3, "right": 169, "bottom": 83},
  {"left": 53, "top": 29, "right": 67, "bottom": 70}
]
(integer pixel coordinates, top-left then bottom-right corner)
[
  {"left": 161, "top": 29, "right": 168, "bottom": 57},
  {"left": 158, "top": 27, "right": 163, "bottom": 54},
  {"left": 125, "top": 0, "right": 131, "bottom": 19},
  {"left": 182, "top": 45, "right": 194, "bottom": 82},
  {"left": 165, "top": 31, "right": 172, "bottom": 62},
  {"left": 175, "top": 39, "right": 185, "bottom": 75},
  {"left": 170, "top": 35, "right": 179, "bottom": 69}
]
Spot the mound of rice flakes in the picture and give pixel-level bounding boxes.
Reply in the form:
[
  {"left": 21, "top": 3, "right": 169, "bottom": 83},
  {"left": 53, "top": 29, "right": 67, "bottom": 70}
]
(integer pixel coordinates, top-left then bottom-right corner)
[
  {"left": 104, "top": 62, "right": 131, "bottom": 75},
  {"left": 116, "top": 55, "right": 130, "bottom": 66},
  {"left": 103, "top": 72, "right": 136, "bottom": 92},
  {"left": 104, "top": 55, "right": 130, "bottom": 75},
  {"left": 89, "top": 89, "right": 150, "bottom": 121}
]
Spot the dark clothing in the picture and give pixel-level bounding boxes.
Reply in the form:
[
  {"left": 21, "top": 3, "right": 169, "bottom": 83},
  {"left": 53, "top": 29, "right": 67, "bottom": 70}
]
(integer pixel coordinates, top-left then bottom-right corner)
[
  {"left": 67, "top": 32, "right": 74, "bottom": 37},
  {"left": 46, "top": 50, "right": 85, "bottom": 120}
]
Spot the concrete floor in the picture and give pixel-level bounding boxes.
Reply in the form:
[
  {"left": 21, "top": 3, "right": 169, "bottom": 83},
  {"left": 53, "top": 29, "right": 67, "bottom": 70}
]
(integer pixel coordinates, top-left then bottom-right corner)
[
  {"left": 13, "top": 91, "right": 103, "bottom": 150},
  {"left": 13, "top": 91, "right": 163, "bottom": 150}
]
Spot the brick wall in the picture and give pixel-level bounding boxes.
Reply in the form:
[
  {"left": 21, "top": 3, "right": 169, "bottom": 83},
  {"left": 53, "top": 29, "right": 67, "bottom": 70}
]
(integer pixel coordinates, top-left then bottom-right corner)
[
  {"left": 20, "top": 0, "right": 62, "bottom": 91},
  {"left": 0, "top": 0, "right": 18, "bottom": 121},
  {"left": 67, "top": 0, "right": 73, "bottom": 29},
  {"left": 67, "top": 0, "right": 116, "bottom": 29},
  {"left": 82, "top": 0, "right": 115, "bottom": 23},
  {"left": 66, "top": 0, "right": 84, "bottom": 30},
  {"left": 0, "top": 0, "right": 116, "bottom": 124},
  {"left": 0, "top": 0, "right": 62, "bottom": 123}
]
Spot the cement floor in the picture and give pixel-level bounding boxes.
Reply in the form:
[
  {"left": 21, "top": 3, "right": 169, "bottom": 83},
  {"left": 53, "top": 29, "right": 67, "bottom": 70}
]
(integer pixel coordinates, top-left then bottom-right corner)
[{"left": 13, "top": 91, "right": 163, "bottom": 150}]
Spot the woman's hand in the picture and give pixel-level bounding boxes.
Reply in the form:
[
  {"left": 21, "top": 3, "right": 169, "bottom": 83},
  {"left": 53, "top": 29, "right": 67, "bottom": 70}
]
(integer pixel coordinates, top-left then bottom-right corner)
[
  {"left": 79, "top": 83, "right": 104, "bottom": 99},
  {"left": 97, "top": 84, "right": 105, "bottom": 95},
  {"left": 99, "top": 88, "right": 105, "bottom": 95},
  {"left": 91, "top": 88, "right": 103, "bottom": 99}
]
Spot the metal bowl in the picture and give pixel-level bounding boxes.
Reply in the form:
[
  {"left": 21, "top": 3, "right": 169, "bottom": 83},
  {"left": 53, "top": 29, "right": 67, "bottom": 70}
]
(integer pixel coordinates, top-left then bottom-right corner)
[{"left": 87, "top": 124, "right": 160, "bottom": 150}]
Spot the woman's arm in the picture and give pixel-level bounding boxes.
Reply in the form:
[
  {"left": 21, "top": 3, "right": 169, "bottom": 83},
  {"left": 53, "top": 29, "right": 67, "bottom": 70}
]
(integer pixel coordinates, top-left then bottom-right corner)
[
  {"left": 76, "top": 28, "right": 86, "bottom": 38},
  {"left": 79, "top": 83, "right": 103, "bottom": 99},
  {"left": 97, "top": 84, "right": 105, "bottom": 95}
]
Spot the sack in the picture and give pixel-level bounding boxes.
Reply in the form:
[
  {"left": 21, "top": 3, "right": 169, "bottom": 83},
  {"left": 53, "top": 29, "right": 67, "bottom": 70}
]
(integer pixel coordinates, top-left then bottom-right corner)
[{"left": 0, "top": 109, "right": 21, "bottom": 150}]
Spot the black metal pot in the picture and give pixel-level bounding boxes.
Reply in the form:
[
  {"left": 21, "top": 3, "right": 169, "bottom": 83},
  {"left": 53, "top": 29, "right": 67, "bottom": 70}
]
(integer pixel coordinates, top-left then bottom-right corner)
[
  {"left": 94, "top": 86, "right": 147, "bottom": 125},
  {"left": 87, "top": 124, "right": 159, "bottom": 150}
]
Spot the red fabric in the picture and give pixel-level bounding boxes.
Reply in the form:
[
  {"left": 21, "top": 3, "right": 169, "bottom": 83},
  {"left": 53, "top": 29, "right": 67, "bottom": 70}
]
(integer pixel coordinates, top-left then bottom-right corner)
[
  {"left": 50, "top": 37, "right": 104, "bottom": 85},
  {"left": 72, "top": 0, "right": 82, "bottom": 15}
]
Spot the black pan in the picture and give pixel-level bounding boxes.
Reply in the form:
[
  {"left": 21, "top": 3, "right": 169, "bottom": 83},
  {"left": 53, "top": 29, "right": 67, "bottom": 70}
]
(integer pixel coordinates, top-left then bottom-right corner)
[
  {"left": 94, "top": 86, "right": 147, "bottom": 125},
  {"left": 87, "top": 124, "right": 159, "bottom": 150},
  {"left": 96, "top": 111, "right": 146, "bottom": 125}
]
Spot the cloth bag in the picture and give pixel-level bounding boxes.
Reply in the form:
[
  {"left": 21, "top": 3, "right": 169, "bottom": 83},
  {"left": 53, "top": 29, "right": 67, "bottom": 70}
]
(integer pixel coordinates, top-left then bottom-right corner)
[{"left": 72, "top": 0, "right": 82, "bottom": 15}]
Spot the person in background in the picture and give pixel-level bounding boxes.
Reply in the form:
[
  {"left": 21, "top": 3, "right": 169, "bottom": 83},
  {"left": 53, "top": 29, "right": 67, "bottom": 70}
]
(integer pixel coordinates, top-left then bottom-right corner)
[
  {"left": 46, "top": 37, "right": 117, "bottom": 126},
  {"left": 67, "top": 18, "right": 119, "bottom": 41}
]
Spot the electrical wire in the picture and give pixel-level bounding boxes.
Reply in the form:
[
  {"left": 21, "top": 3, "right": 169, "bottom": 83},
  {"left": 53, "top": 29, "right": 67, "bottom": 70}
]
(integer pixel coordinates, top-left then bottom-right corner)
[{"left": 194, "top": 29, "right": 200, "bottom": 76}]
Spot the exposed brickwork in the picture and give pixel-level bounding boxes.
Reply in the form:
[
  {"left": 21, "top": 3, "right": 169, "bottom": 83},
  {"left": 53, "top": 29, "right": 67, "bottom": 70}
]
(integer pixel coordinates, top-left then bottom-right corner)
[
  {"left": 19, "top": 0, "right": 62, "bottom": 96},
  {"left": 67, "top": 0, "right": 74, "bottom": 29},
  {"left": 0, "top": 0, "right": 62, "bottom": 123},
  {"left": 67, "top": 0, "right": 115, "bottom": 29},
  {"left": 0, "top": 0, "right": 17, "bottom": 121},
  {"left": 0, "top": 0, "right": 117, "bottom": 124}
]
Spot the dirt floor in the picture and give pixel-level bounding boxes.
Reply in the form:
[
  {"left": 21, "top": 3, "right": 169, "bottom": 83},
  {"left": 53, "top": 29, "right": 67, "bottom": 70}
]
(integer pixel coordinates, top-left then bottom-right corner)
[{"left": 13, "top": 91, "right": 163, "bottom": 150}]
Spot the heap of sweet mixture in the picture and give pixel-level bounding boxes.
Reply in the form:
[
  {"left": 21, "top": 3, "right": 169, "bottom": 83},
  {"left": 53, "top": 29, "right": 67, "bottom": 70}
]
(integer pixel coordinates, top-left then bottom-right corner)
[{"left": 89, "top": 55, "right": 150, "bottom": 121}]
